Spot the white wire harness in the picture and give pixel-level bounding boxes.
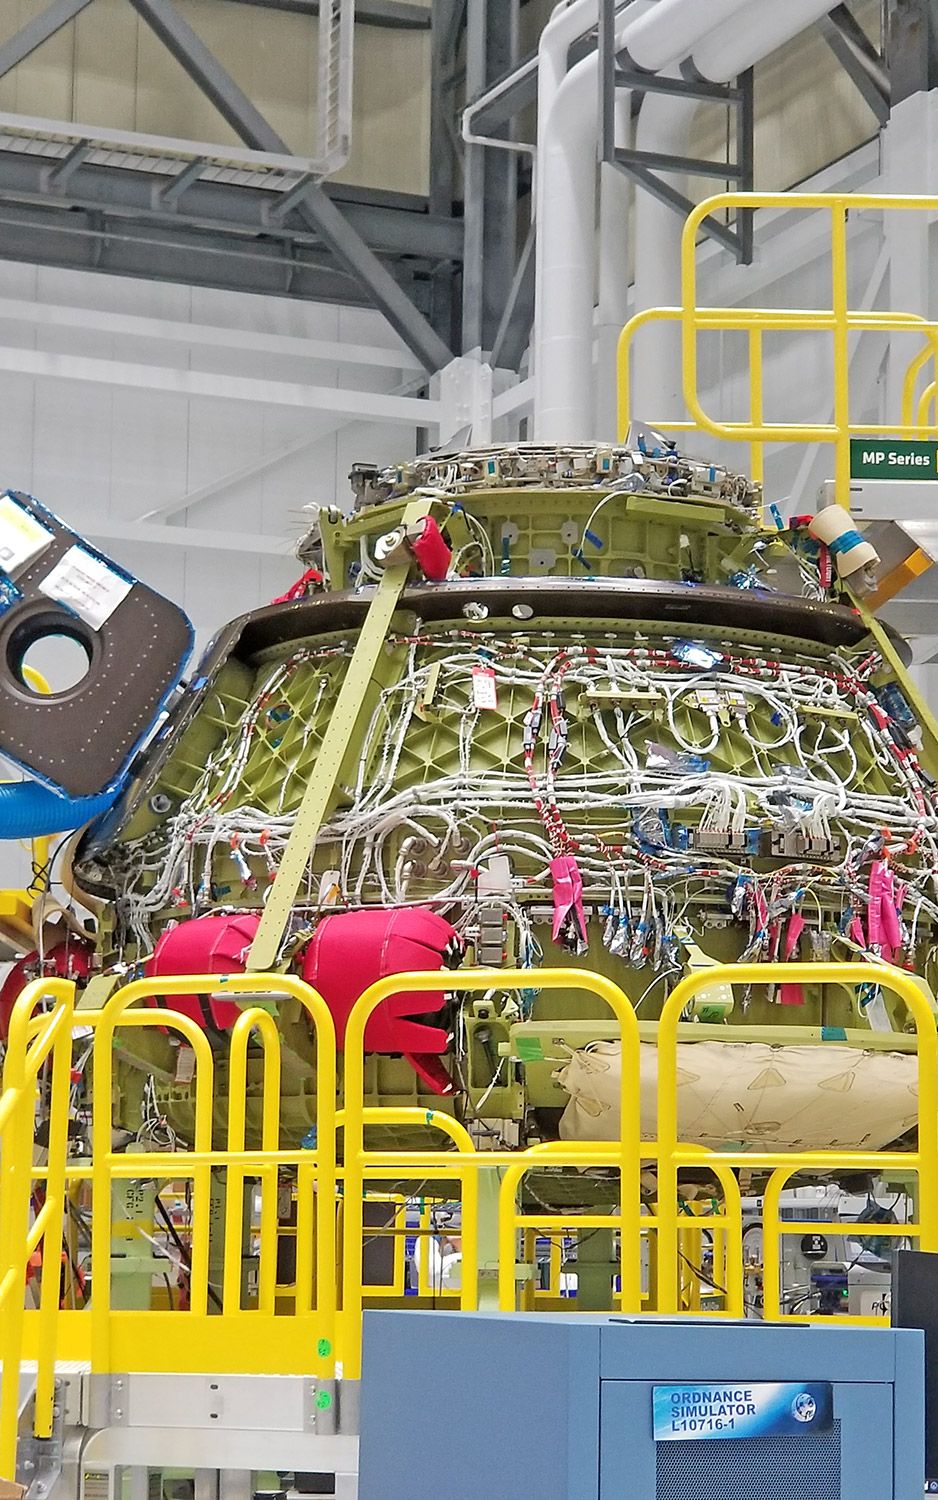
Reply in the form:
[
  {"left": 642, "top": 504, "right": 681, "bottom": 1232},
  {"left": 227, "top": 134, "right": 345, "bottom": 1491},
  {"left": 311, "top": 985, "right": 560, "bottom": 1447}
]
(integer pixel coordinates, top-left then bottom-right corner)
[{"left": 106, "top": 627, "right": 938, "bottom": 1000}]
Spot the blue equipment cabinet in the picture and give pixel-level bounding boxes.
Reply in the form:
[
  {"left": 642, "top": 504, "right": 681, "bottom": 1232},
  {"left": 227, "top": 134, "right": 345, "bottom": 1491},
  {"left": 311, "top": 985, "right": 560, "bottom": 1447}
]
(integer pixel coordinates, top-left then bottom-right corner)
[{"left": 358, "top": 1312, "right": 924, "bottom": 1500}]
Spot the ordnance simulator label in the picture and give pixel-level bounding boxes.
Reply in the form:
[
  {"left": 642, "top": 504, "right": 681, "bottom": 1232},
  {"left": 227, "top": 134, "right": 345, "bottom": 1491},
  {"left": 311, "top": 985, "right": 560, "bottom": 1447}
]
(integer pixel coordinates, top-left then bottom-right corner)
[{"left": 652, "top": 1382, "right": 834, "bottom": 1441}]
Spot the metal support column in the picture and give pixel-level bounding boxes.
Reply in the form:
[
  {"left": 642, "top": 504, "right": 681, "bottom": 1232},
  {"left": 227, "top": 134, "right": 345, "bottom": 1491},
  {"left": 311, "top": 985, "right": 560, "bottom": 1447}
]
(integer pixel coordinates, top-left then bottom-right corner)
[
  {"left": 604, "top": 0, "right": 755, "bottom": 264},
  {"left": 462, "top": 0, "right": 521, "bottom": 354},
  {"left": 429, "top": 0, "right": 465, "bottom": 350},
  {"left": 886, "top": 0, "right": 938, "bottom": 102}
]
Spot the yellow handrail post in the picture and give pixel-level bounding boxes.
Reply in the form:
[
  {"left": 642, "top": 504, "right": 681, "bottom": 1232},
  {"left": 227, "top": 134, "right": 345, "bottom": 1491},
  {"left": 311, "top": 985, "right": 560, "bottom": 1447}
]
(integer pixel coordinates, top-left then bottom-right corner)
[
  {"left": 90, "top": 1001, "right": 215, "bottom": 1366},
  {"left": 830, "top": 200, "right": 852, "bottom": 507},
  {"left": 748, "top": 327, "right": 764, "bottom": 490},
  {"left": 902, "top": 341, "right": 935, "bottom": 428},
  {"left": 32, "top": 985, "right": 74, "bottom": 1437},
  {"left": 0, "top": 978, "right": 75, "bottom": 1478},
  {"left": 918, "top": 380, "right": 938, "bottom": 433},
  {"left": 225, "top": 1008, "right": 282, "bottom": 1313}
]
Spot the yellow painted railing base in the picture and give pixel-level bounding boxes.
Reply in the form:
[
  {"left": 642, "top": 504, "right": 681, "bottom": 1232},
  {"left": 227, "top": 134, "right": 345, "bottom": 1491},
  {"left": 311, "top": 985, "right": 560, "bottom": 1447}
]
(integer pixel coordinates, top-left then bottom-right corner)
[{"left": 2, "top": 958, "right": 937, "bottom": 1474}]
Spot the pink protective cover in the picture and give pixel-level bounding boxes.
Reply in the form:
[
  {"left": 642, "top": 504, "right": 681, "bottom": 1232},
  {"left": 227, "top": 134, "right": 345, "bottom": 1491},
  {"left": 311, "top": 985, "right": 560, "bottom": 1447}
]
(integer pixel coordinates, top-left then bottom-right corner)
[
  {"left": 301, "top": 907, "right": 458, "bottom": 1093},
  {"left": 146, "top": 911, "right": 260, "bottom": 1028}
]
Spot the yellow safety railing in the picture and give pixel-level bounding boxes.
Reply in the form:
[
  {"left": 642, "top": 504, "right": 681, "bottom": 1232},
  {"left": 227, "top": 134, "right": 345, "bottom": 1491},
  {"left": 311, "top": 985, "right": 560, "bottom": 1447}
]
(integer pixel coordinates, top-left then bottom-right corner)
[
  {"left": 656, "top": 960, "right": 938, "bottom": 1317},
  {"left": 496, "top": 1140, "right": 745, "bottom": 1316},
  {"left": 86, "top": 971, "right": 338, "bottom": 1373},
  {"left": 617, "top": 191, "right": 938, "bottom": 506},
  {"left": 340, "top": 967, "right": 641, "bottom": 1378},
  {"left": 0, "top": 978, "right": 74, "bottom": 1481},
  {"left": 2, "top": 957, "right": 938, "bottom": 1478}
]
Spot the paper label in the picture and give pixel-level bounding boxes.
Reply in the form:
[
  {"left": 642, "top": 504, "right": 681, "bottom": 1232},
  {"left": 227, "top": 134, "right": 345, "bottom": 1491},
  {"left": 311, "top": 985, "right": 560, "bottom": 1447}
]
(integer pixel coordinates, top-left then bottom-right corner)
[
  {"left": 0, "top": 495, "right": 53, "bottom": 575},
  {"left": 39, "top": 545, "right": 132, "bottom": 629},
  {"left": 472, "top": 664, "right": 498, "bottom": 710}
]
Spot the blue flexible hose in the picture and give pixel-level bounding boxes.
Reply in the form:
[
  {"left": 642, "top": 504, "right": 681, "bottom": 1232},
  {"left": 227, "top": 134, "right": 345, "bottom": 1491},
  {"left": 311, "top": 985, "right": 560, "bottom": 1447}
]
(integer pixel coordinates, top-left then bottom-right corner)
[{"left": 0, "top": 779, "right": 120, "bottom": 838}]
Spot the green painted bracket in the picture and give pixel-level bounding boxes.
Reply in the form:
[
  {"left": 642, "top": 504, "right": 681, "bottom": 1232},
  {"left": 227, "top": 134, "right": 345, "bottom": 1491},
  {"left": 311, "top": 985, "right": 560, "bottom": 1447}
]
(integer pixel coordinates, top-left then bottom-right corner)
[{"left": 247, "top": 498, "right": 431, "bottom": 971}]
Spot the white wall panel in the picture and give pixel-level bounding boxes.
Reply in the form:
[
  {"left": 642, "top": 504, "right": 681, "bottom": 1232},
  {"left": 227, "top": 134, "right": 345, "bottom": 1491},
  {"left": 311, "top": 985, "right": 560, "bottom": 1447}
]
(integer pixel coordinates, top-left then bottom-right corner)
[
  {"left": 111, "top": 385, "right": 191, "bottom": 520},
  {"left": 0, "top": 256, "right": 422, "bottom": 654}
]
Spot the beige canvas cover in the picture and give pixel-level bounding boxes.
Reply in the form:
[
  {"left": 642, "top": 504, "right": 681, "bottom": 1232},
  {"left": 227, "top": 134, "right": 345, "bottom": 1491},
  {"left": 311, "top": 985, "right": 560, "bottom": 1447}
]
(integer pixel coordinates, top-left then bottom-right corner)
[{"left": 555, "top": 1040, "right": 919, "bottom": 1151}]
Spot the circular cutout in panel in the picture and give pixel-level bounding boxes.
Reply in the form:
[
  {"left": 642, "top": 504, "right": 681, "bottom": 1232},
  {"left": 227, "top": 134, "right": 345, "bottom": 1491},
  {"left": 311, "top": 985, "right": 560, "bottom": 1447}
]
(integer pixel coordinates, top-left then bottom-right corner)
[{"left": 7, "top": 612, "right": 94, "bottom": 697}]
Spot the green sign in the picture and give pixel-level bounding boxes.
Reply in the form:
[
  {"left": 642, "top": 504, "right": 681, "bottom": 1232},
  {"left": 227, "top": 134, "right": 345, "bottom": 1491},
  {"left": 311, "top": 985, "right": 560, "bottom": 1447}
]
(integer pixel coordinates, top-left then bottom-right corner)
[{"left": 850, "top": 437, "right": 938, "bottom": 479}]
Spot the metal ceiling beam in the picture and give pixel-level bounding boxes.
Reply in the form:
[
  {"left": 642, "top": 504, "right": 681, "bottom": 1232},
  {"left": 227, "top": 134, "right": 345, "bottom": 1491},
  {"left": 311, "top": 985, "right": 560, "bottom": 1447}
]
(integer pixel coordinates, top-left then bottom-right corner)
[
  {"left": 213, "top": 0, "right": 431, "bottom": 23},
  {"left": 0, "top": 201, "right": 384, "bottom": 305},
  {"left": 612, "top": 158, "right": 741, "bottom": 257},
  {"left": 0, "top": 0, "right": 96, "bottom": 80},
  {"left": 467, "top": 28, "right": 603, "bottom": 137},
  {"left": 157, "top": 155, "right": 206, "bottom": 206},
  {"left": 0, "top": 147, "right": 463, "bottom": 260},
  {"left": 129, "top": 0, "right": 454, "bottom": 372},
  {"left": 820, "top": 4, "right": 890, "bottom": 125},
  {"left": 86, "top": 518, "right": 294, "bottom": 557},
  {"left": 46, "top": 140, "right": 91, "bottom": 188},
  {"left": 0, "top": 293, "right": 422, "bottom": 369},
  {"left": 615, "top": 146, "right": 743, "bottom": 179}
]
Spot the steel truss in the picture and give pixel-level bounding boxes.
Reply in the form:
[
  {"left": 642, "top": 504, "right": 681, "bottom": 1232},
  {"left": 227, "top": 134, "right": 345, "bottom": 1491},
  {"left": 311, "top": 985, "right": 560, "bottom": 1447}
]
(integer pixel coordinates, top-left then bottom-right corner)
[
  {"left": 0, "top": 0, "right": 904, "bottom": 379},
  {"left": 0, "top": 0, "right": 458, "bottom": 371}
]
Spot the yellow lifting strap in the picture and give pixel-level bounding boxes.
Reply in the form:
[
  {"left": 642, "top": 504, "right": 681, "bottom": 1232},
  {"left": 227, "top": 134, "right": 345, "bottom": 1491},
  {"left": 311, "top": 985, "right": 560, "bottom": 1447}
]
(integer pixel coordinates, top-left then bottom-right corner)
[{"left": 247, "top": 497, "right": 431, "bottom": 971}]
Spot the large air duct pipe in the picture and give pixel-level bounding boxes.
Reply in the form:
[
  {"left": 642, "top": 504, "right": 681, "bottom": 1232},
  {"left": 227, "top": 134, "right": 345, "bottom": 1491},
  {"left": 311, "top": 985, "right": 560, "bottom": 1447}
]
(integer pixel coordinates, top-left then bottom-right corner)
[
  {"left": 692, "top": 0, "right": 844, "bottom": 84},
  {"left": 533, "top": 0, "right": 617, "bottom": 441},
  {"left": 533, "top": 0, "right": 749, "bottom": 439},
  {"left": 624, "top": 0, "right": 755, "bottom": 73}
]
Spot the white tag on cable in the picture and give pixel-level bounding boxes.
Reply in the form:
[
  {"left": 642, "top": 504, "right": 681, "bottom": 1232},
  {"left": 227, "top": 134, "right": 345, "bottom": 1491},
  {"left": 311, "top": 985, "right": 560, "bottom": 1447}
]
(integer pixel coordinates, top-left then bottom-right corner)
[
  {"left": 174, "top": 1046, "right": 196, "bottom": 1085},
  {"left": 863, "top": 985, "right": 892, "bottom": 1033},
  {"left": 0, "top": 495, "right": 53, "bottom": 575},
  {"left": 478, "top": 854, "right": 512, "bottom": 896},
  {"left": 39, "top": 544, "right": 132, "bottom": 629},
  {"left": 472, "top": 664, "right": 498, "bottom": 710},
  {"left": 317, "top": 868, "right": 342, "bottom": 905}
]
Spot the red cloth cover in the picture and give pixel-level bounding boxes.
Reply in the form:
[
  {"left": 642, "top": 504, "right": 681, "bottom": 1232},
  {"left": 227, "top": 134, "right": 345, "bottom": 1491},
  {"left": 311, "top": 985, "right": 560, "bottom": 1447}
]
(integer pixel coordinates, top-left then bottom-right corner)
[
  {"left": 0, "top": 941, "right": 93, "bottom": 1042},
  {"left": 146, "top": 911, "right": 260, "bottom": 1029},
  {"left": 301, "top": 907, "right": 459, "bottom": 1093}
]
